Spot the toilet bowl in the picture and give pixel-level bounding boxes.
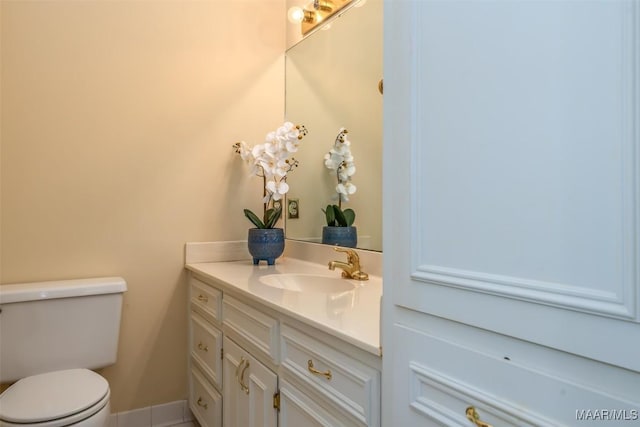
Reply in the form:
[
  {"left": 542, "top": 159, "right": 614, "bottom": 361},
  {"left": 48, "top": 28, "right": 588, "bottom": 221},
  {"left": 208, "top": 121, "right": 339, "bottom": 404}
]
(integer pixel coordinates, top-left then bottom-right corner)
[
  {"left": 0, "top": 277, "right": 126, "bottom": 427},
  {"left": 0, "top": 369, "right": 110, "bottom": 427}
]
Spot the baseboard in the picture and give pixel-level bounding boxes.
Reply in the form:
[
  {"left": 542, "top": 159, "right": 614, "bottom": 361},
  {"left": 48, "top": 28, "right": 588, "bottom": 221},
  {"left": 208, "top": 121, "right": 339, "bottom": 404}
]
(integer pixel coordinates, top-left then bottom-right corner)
[{"left": 109, "top": 400, "right": 194, "bottom": 427}]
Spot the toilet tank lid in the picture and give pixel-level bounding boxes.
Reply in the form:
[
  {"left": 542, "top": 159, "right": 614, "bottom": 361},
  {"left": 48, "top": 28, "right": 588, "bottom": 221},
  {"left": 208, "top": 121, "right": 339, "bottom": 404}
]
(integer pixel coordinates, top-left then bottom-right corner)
[{"left": 0, "top": 276, "right": 127, "bottom": 304}]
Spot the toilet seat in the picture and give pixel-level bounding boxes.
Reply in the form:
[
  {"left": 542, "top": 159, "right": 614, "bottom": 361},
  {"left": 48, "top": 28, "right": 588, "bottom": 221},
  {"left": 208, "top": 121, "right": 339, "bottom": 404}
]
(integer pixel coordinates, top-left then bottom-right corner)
[{"left": 0, "top": 368, "right": 110, "bottom": 427}]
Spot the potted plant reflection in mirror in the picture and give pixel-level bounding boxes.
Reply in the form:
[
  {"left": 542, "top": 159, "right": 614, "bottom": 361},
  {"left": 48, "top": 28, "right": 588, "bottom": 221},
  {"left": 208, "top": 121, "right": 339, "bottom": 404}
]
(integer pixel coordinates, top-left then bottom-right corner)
[{"left": 322, "top": 128, "right": 357, "bottom": 248}]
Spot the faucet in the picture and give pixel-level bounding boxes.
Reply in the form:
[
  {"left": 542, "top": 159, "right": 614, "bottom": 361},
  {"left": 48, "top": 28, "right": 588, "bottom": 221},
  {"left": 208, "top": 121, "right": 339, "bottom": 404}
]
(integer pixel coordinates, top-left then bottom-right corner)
[{"left": 328, "top": 247, "right": 369, "bottom": 281}]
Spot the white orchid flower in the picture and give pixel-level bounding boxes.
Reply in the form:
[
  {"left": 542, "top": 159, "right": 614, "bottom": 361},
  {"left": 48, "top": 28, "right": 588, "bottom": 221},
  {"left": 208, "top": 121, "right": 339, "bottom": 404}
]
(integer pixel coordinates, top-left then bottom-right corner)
[
  {"left": 266, "top": 180, "right": 289, "bottom": 200},
  {"left": 235, "top": 141, "right": 253, "bottom": 162},
  {"left": 324, "top": 128, "right": 357, "bottom": 206},
  {"left": 277, "top": 122, "right": 299, "bottom": 140},
  {"left": 233, "top": 122, "right": 305, "bottom": 225},
  {"left": 336, "top": 182, "right": 357, "bottom": 195}
]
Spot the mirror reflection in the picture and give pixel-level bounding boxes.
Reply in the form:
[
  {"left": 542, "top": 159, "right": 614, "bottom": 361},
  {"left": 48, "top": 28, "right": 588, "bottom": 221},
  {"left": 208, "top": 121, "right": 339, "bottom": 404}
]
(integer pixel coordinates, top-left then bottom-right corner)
[{"left": 284, "top": 0, "right": 382, "bottom": 251}]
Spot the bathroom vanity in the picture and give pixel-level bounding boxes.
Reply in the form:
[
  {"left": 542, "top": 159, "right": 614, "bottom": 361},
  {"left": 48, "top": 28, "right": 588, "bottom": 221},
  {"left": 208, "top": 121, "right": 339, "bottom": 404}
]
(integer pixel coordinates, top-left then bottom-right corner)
[{"left": 185, "top": 242, "right": 382, "bottom": 427}]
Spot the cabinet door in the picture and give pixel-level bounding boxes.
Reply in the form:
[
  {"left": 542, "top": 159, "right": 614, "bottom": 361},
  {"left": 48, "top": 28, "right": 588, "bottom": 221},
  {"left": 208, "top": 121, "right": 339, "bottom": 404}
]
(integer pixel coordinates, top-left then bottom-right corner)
[
  {"left": 383, "top": 0, "right": 640, "bottom": 424},
  {"left": 223, "top": 336, "right": 278, "bottom": 427}
]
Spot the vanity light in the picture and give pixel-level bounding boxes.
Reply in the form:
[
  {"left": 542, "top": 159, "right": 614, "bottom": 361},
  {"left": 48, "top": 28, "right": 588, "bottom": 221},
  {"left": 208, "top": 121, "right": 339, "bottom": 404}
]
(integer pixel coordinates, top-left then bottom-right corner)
[
  {"left": 291, "top": 0, "right": 354, "bottom": 35},
  {"left": 313, "top": 0, "right": 334, "bottom": 12},
  {"left": 287, "top": 6, "right": 315, "bottom": 24}
]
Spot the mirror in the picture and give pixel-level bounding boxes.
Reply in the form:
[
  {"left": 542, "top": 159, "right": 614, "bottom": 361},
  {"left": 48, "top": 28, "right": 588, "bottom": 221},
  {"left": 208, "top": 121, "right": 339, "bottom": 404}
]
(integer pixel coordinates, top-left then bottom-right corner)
[{"left": 284, "top": 0, "right": 382, "bottom": 251}]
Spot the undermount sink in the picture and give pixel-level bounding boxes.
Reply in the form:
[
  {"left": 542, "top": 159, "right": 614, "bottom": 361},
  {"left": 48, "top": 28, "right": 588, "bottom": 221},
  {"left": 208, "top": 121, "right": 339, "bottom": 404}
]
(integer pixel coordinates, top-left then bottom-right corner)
[{"left": 258, "top": 273, "right": 356, "bottom": 293}]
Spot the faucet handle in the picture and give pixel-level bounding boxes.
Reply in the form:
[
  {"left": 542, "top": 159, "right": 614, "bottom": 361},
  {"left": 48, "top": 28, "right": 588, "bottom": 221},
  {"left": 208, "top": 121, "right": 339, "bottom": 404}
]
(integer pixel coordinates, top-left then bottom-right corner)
[
  {"left": 333, "top": 246, "right": 359, "bottom": 262},
  {"left": 333, "top": 246, "right": 362, "bottom": 268}
]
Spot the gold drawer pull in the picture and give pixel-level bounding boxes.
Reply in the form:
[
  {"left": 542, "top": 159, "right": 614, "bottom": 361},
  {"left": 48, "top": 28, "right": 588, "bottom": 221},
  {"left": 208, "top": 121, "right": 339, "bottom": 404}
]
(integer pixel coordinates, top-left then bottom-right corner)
[
  {"left": 307, "top": 359, "right": 332, "bottom": 380},
  {"left": 197, "top": 397, "right": 208, "bottom": 410},
  {"left": 466, "top": 406, "right": 493, "bottom": 427},
  {"left": 197, "top": 342, "right": 209, "bottom": 352},
  {"left": 197, "top": 294, "right": 209, "bottom": 302},
  {"left": 235, "top": 357, "right": 244, "bottom": 381},
  {"left": 239, "top": 359, "right": 250, "bottom": 395}
]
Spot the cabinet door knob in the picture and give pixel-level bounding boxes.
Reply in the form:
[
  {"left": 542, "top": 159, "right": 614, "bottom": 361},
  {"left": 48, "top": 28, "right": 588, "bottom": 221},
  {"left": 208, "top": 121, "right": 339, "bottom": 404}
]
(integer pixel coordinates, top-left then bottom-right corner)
[
  {"left": 197, "top": 342, "right": 209, "bottom": 352},
  {"left": 197, "top": 294, "right": 209, "bottom": 302},
  {"left": 307, "top": 359, "right": 332, "bottom": 380},
  {"left": 465, "top": 406, "right": 493, "bottom": 427},
  {"left": 197, "top": 397, "right": 208, "bottom": 410}
]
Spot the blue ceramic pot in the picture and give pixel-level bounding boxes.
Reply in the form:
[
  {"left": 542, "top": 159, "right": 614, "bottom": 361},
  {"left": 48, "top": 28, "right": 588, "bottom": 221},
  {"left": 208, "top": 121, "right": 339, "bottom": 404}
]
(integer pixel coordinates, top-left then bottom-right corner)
[
  {"left": 321, "top": 226, "right": 357, "bottom": 248},
  {"left": 248, "top": 228, "right": 285, "bottom": 265}
]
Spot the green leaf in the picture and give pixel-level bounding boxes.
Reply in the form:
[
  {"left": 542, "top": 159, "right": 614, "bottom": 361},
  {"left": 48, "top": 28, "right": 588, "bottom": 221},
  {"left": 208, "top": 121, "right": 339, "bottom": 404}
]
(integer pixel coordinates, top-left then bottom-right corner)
[
  {"left": 244, "top": 209, "right": 265, "bottom": 228},
  {"left": 324, "top": 204, "right": 336, "bottom": 226},
  {"left": 264, "top": 207, "right": 282, "bottom": 229},
  {"left": 333, "top": 204, "right": 347, "bottom": 226},
  {"left": 343, "top": 208, "right": 355, "bottom": 226}
]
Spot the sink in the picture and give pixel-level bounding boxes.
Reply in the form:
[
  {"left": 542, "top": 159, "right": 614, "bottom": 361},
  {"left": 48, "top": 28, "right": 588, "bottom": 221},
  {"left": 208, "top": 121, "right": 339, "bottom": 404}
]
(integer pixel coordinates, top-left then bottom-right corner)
[{"left": 258, "top": 274, "right": 356, "bottom": 293}]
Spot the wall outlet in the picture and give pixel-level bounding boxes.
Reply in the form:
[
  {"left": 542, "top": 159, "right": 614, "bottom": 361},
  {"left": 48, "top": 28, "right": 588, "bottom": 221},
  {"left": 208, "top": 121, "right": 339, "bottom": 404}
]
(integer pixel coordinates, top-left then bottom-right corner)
[{"left": 287, "top": 199, "right": 299, "bottom": 219}]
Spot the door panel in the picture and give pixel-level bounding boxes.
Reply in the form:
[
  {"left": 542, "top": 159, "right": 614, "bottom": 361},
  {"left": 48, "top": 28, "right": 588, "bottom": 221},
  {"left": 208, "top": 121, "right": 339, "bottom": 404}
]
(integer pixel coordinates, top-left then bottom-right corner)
[
  {"left": 384, "top": 0, "right": 640, "bottom": 372},
  {"left": 223, "top": 336, "right": 278, "bottom": 427},
  {"left": 382, "top": 0, "right": 640, "bottom": 425}
]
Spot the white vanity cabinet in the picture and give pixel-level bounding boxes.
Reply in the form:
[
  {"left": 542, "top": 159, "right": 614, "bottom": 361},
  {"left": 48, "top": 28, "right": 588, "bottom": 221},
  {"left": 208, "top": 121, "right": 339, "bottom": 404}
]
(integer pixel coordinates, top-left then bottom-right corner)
[
  {"left": 188, "top": 276, "right": 224, "bottom": 427},
  {"left": 186, "top": 266, "right": 382, "bottom": 427}
]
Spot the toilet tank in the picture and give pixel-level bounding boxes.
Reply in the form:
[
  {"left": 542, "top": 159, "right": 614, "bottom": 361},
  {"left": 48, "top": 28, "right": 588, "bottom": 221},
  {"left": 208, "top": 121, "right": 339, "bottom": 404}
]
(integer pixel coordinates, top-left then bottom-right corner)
[{"left": 0, "top": 277, "right": 127, "bottom": 383}]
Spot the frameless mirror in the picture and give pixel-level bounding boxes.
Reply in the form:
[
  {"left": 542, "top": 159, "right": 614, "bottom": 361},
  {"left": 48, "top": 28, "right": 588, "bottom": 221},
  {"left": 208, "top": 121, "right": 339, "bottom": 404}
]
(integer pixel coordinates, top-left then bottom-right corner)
[{"left": 284, "top": 0, "right": 382, "bottom": 251}]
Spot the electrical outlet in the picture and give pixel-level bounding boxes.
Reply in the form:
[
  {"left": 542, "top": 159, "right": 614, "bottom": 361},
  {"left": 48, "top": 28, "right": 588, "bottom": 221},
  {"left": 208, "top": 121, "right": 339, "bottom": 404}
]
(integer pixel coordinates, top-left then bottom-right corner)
[{"left": 287, "top": 199, "right": 299, "bottom": 219}]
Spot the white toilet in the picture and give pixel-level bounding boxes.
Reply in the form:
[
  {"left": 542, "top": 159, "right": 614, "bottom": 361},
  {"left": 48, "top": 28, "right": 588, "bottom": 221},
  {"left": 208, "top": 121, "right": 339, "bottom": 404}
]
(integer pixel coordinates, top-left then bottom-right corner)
[{"left": 0, "top": 277, "right": 127, "bottom": 427}]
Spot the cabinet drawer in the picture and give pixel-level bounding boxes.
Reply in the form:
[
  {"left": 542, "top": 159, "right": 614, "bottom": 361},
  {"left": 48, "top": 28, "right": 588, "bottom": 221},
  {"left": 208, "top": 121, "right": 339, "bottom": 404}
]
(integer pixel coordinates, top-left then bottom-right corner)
[
  {"left": 279, "top": 379, "right": 364, "bottom": 427},
  {"left": 190, "top": 311, "right": 223, "bottom": 390},
  {"left": 393, "top": 323, "right": 640, "bottom": 426},
  {"left": 222, "top": 295, "right": 279, "bottom": 364},
  {"left": 190, "top": 367, "right": 222, "bottom": 427},
  {"left": 280, "top": 324, "right": 380, "bottom": 427},
  {"left": 190, "top": 276, "right": 222, "bottom": 324}
]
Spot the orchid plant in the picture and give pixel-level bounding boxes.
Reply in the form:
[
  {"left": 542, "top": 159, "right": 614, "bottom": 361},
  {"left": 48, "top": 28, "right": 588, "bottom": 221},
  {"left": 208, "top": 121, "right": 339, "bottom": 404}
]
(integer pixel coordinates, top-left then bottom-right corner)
[
  {"left": 233, "top": 122, "right": 307, "bottom": 228},
  {"left": 323, "top": 128, "right": 356, "bottom": 227}
]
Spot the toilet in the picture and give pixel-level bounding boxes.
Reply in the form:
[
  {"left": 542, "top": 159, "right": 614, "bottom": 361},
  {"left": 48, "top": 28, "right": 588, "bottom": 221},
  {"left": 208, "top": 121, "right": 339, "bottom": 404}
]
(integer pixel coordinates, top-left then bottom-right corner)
[{"left": 0, "top": 277, "right": 127, "bottom": 427}]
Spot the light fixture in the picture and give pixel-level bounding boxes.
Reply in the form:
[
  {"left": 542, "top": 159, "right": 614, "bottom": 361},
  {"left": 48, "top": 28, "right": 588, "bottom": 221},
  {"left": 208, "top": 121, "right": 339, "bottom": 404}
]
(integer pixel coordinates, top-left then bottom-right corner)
[
  {"left": 290, "top": 0, "right": 354, "bottom": 36},
  {"left": 313, "top": 0, "right": 334, "bottom": 12},
  {"left": 287, "top": 6, "right": 315, "bottom": 24}
]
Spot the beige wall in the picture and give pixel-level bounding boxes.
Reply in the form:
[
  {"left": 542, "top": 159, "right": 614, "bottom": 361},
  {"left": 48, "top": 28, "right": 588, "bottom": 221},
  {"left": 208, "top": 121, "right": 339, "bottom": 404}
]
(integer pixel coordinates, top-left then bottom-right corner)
[{"left": 1, "top": 0, "right": 285, "bottom": 412}]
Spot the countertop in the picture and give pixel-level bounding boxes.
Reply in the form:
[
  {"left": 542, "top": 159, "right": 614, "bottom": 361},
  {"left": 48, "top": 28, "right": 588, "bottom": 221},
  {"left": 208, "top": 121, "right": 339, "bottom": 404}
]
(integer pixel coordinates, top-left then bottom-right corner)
[{"left": 186, "top": 257, "right": 382, "bottom": 356}]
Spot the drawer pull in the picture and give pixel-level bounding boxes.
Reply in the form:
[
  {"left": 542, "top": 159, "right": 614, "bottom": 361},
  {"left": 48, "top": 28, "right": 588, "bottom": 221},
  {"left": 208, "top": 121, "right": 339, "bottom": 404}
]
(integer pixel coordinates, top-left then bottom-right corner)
[
  {"left": 235, "top": 357, "right": 244, "bottom": 381},
  {"left": 197, "top": 294, "right": 209, "bottom": 302},
  {"left": 466, "top": 406, "right": 493, "bottom": 427},
  {"left": 239, "top": 359, "right": 250, "bottom": 395},
  {"left": 197, "top": 397, "right": 208, "bottom": 410},
  {"left": 197, "top": 342, "right": 209, "bottom": 352},
  {"left": 307, "top": 359, "right": 332, "bottom": 380}
]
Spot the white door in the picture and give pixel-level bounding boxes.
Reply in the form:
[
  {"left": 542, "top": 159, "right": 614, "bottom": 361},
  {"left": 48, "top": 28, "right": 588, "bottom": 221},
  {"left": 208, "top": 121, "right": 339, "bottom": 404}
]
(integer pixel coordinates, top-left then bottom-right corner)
[
  {"left": 222, "top": 336, "right": 278, "bottom": 427},
  {"left": 382, "top": 0, "right": 640, "bottom": 425}
]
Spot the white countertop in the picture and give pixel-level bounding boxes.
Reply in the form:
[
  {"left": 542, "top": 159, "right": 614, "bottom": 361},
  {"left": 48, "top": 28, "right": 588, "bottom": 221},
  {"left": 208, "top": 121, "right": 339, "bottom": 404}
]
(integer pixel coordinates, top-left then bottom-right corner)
[{"left": 186, "top": 257, "right": 382, "bottom": 356}]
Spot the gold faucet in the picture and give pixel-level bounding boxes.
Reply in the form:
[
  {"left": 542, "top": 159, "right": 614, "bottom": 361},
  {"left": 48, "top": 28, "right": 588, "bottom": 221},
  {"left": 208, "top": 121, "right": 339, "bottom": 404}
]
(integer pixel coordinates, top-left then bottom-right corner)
[{"left": 328, "top": 247, "right": 369, "bottom": 281}]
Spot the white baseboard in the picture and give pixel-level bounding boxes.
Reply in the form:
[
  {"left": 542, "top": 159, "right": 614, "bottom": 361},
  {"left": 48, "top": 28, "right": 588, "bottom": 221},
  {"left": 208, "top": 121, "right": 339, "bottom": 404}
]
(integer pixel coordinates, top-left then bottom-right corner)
[{"left": 109, "top": 400, "right": 194, "bottom": 427}]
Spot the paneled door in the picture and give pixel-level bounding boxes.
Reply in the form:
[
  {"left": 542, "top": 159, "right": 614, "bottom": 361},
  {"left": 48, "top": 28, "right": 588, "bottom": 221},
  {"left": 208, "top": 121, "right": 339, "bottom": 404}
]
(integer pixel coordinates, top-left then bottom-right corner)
[
  {"left": 222, "top": 336, "right": 278, "bottom": 427},
  {"left": 382, "top": 0, "right": 640, "bottom": 425}
]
